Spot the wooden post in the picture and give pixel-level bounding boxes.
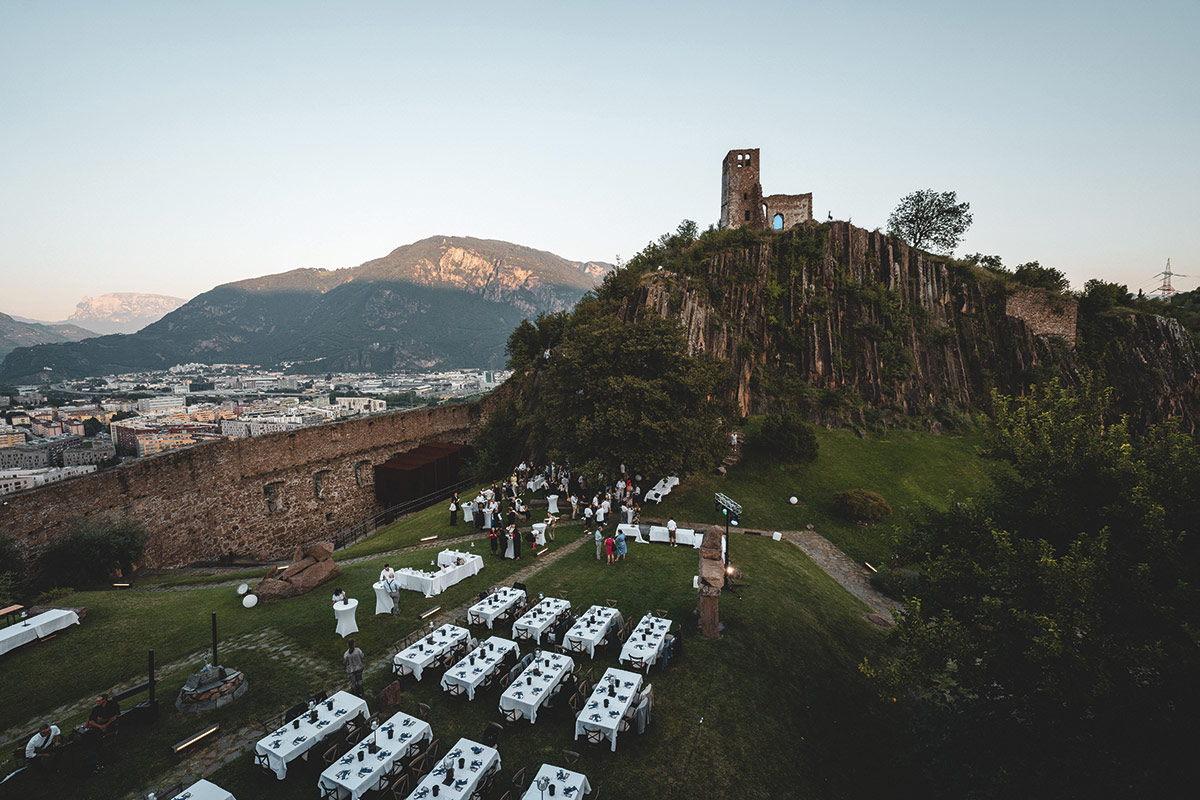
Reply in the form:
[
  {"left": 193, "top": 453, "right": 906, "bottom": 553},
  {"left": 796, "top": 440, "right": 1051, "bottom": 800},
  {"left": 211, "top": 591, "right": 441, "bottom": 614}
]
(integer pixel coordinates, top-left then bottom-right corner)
[{"left": 211, "top": 612, "right": 218, "bottom": 667}]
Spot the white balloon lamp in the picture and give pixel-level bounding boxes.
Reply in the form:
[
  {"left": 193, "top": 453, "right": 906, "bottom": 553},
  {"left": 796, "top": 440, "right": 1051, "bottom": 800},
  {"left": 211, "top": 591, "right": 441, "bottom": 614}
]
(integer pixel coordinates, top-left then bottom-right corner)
[
  {"left": 242, "top": 594, "right": 258, "bottom": 608},
  {"left": 788, "top": 496, "right": 798, "bottom": 505}
]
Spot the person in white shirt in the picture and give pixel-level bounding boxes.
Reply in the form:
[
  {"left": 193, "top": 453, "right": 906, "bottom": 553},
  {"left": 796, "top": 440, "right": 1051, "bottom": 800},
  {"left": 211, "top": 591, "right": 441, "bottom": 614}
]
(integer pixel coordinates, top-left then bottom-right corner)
[
  {"left": 26, "top": 724, "right": 61, "bottom": 769},
  {"left": 667, "top": 518, "right": 678, "bottom": 547},
  {"left": 332, "top": 588, "right": 348, "bottom": 605},
  {"left": 583, "top": 505, "right": 594, "bottom": 522},
  {"left": 379, "top": 564, "right": 394, "bottom": 583},
  {"left": 569, "top": 493, "right": 579, "bottom": 519},
  {"left": 383, "top": 573, "right": 400, "bottom": 614}
]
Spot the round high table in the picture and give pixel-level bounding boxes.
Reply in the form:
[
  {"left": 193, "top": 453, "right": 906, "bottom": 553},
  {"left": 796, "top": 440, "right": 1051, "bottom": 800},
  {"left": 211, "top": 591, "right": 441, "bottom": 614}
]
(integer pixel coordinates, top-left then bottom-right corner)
[
  {"left": 546, "top": 495, "right": 560, "bottom": 514},
  {"left": 372, "top": 581, "right": 394, "bottom": 615},
  {"left": 334, "top": 599, "right": 359, "bottom": 638}
]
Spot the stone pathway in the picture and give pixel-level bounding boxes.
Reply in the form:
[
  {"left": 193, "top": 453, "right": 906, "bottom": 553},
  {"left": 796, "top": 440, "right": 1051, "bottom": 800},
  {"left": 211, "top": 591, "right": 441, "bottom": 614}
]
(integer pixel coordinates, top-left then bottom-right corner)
[{"left": 126, "top": 530, "right": 589, "bottom": 798}]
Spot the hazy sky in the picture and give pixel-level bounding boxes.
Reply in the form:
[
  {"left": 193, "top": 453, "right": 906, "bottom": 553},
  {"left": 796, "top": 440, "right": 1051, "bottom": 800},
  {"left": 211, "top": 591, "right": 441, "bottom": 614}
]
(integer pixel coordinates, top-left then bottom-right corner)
[{"left": 2, "top": 0, "right": 1196, "bottom": 320}]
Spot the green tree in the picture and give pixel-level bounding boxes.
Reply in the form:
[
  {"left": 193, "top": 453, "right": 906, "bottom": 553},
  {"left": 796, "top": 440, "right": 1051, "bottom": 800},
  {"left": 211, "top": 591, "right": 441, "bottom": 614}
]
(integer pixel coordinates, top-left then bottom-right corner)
[
  {"left": 887, "top": 189, "right": 973, "bottom": 254},
  {"left": 757, "top": 409, "right": 819, "bottom": 464},
  {"left": 865, "top": 378, "right": 1199, "bottom": 797},
  {"left": 1012, "top": 260, "right": 1070, "bottom": 292},
  {"left": 36, "top": 516, "right": 148, "bottom": 589}
]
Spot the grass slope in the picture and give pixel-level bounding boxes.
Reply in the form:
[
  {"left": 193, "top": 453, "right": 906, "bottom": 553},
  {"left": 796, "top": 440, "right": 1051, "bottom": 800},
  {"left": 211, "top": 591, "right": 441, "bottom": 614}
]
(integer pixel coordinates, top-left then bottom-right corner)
[{"left": 655, "top": 423, "right": 989, "bottom": 564}]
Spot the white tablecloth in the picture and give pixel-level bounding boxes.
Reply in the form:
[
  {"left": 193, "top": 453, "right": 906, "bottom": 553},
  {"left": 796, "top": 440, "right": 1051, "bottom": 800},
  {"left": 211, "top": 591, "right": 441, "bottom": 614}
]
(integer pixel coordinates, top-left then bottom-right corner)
[
  {"left": 334, "top": 600, "right": 359, "bottom": 638},
  {"left": 499, "top": 652, "right": 575, "bottom": 724},
  {"left": 372, "top": 582, "right": 395, "bottom": 615},
  {"left": 467, "top": 587, "right": 526, "bottom": 629},
  {"left": 461, "top": 501, "right": 474, "bottom": 523},
  {"left": 619, "top": 613, "right": 671, "bottom": 668},
  {"left": 531, "top": 524, "right": 547, "bottom": 546},
  {"left": 519, "top": 765, "right": 592, "bottom": 800},
  {"left": 397, "top": 553, "right": 482, "bottom": 597},
  {"left": 405, "top": 738, "right": 499, "bottom": 800},
  {"left": 617, "top": 524, "right": 646, "bottom": 543},
  {"left": 526, "top": 475, "right": 547, "bottom": 492},
  {"left": 440, "top": 636, "right": 518, "bottom": 700},
  {"left": 574, "top": 668, "right": 643, "bottom": 751},
  {"left": 546, "top": 495, "right": 559, "bottom": 514},
  {"left": 642, "top": 476, "right": 678, "bottom": 503},
  {"left": 170, "top": 778, "right": 235, "bottom": 800},
  {"left": 437, "top": 549, "right": 484, "bottom": 576},
  {"left": 512, "top": 597, "right": 572, "bottom": 645},
  {"left": 255, "top": 691, "right": 368, "bottom": 779},
  {"left": 393, "top": 624, "right": 473, "bottom": 681},
  {"left": 562, "top": 606, "right": 623, "bottom": 659},
  {"left": 318, "top": 711, "right": 431, "bottom": 800},
  {"left": 0, "top": 609, "right": 80, "bottom": 656}
]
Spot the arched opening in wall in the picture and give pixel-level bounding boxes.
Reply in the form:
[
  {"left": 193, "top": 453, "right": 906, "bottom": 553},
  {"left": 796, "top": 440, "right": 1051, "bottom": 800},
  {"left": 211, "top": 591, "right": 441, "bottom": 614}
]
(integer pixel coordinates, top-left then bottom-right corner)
[
  {"left": 313, "top": 469, "right": 331, "bottom": 500},
  {"left": 263, "top": 481, "right": 285, "bottom": 514},
  {"left": 772, "top": 213, "right": 784, "bottom": 230},
  {"left": 354, "top": 460, "right": 371, "bottom": 488}
]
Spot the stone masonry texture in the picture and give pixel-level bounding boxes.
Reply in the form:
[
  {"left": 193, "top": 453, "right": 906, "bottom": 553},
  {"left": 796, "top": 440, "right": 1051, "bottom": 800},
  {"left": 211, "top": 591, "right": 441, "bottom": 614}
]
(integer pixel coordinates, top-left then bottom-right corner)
[{"left": 1, "top": 403, "right": 483, "bottom": 568}]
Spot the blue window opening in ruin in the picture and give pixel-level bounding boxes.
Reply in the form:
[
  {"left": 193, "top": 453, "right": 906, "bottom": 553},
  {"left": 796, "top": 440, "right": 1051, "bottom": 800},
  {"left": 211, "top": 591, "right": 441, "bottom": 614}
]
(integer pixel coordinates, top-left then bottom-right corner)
[{"left": 773, "top": 213, "right": 784, "bottom": 230}]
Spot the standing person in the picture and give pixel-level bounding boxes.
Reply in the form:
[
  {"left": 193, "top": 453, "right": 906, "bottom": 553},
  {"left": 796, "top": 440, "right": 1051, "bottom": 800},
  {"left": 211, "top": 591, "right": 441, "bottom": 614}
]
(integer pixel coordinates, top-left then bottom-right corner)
[
  {"left": 569, "top": 492, "right": 579, "bottom": 519},
  {"left": 615, "top": 528, "right": 627, "bottom": 562},
  {"left": 594, "top": 524, "right": 604, "bottom": 561},
  {"left": 344, "top": 639, "right": 365, "bottom": 696},
  {"left": 512, "top": 523, "right": 522, "bottom": 560},
  {"left": 379, "top": 564, "right": 394, "bottom": 583},
  {"left": 449, "top": 492, "right": 459, "bottom": 526},
  {"left": 632, "top": 501, "right": 642, "bottom": 525},
  {"left": 384, "top": 571, "right": 401, "bottom": 615},
  {"left": 488, "top": 526, "right": 499, "bottom": 557},
  {"left": 82, "top": 693, "right": 120, "bottom": 773},
  {"left": 25, "top": 723, "right": 62, "bottom": 771},
  {"left": 605, "top": 532, "right": 616, "bottom": 564},
  {"left": 667, "top": 518, "right": 678, "bottom": 547}
]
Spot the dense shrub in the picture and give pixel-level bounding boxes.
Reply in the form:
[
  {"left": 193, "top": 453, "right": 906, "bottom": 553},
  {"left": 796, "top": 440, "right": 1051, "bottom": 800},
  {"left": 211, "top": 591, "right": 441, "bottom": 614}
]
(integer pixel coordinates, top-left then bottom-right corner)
[
  {"left": 870, "top": 566, "right": 923, "bottom": 599},
  {"left": 833, "top": 489, "right": 893, "bottom": 524},
  {"left": 758, "top": 410, "right": 819, "bottom": 464},
  {"left": 0, "top": 535, "right": 26, "bottom": 605},
  {"left": 36, "top": 517, "right": 147, "bottom": 589},
  {"left": 32, "top": 587, "right": 74, "bottom": 605}
]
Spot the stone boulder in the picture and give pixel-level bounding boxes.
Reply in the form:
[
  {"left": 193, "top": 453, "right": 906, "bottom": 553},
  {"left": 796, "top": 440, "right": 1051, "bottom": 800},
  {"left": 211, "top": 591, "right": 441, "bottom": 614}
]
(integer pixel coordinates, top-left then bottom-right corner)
[
  {"left": 279, "top": 556, "right": 317, "bottom": 581},
  {"left": 289, "top": 558, "right": 342, "bottom": 594},
  {"left": 254, "top": 577, "right": 299, "bottom": 603},
  {"left": 304, "top": 541, "right": 335, "bottom": 562}
]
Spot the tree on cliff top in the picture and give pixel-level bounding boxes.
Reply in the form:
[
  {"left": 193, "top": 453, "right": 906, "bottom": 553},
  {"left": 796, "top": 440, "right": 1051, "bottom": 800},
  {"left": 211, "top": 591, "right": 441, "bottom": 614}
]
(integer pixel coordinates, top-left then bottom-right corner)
[{"left": 887, "top": 189, "right": 973, "bottom": 254}]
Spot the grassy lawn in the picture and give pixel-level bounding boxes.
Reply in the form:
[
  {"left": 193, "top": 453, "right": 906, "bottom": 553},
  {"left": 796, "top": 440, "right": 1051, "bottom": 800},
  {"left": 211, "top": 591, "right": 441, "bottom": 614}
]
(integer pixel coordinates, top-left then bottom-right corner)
[
  {"left": 655, "top": 422, "right": 989, "bottom": 564},
  {"left": 2, "top": 526, "right": 902, "bottom": 799}
]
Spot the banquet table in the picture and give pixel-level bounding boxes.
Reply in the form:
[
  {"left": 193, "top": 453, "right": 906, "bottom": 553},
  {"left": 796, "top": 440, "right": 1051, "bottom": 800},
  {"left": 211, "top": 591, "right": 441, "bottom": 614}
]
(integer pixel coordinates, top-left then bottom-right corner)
[
  {"left": 437, "top": 549, "right": 484, "bottom": 576},
  {"left": 526, "top": 475, "right": 547, "bottom": 492},
  {"left": 512, "top": 597, "right": 572, "bottom": 645},
  {"left": 617, "top": 524, "right": 646, "bottom": 544},
  {"left": 169, "top": 778, "right": 236, "bottom": 800},
  {"left": 334, "top": 600, "right": 359, "bottom": 638},
  {"left": 519, "top": 764, "right": 592, "bottom": 800},
  {"left": 405, "top": 737, "right": 499, "bottom": 800},
  {"left": 498, "top": 651, "right": 575, "bottom": 724},
  {"left": 395, "top": 556, "right": 481, "bottom": 597},
  {"left": 440, "top": 636, "right": 518, "bottom": 700},
  {"left": 574, "top": 668, "right": 643, "bottom": 752},
  {"left": 318, "top": 711, "right": 432, "bottom": 800},
  {"left": 618, "top": 613, "right": 671, "bottom": 669},
  {"left": 0, "top": 609, "right": 80, "bottom": 657},
  {"left": 562, "top": 606, "right": 623, "bottom": 659},
  {"left": 393, "top": 624, "right": 473, "bottom": 681},
  {"left": 372, "top": 582, "right": 395, "bottom": 615},
  {"left": 255, "top": 690, "right": 368, "bottom": 779},
  {"left": 467, "top": 587, "right": 526, "bottom": 629}
]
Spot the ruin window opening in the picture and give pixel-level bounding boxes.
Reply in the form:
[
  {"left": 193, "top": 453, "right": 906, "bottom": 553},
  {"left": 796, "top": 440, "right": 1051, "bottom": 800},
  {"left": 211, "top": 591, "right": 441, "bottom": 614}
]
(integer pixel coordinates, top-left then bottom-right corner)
[
  {"left": 744, "top": 210, "right": 751, "bottom": 221},
  {"left": 263, "top": 481, "right": 285, "bottom": 514},
  {"left": 313, "top": 469, "right": 331, "bottom": 500},
  {"left": 354, "top": 459, "right": 371, "bottom": 488},
  {"left": 773, "top": 213, "right": 784, "bottom": 230},
  {"left": 743, "top": 193, "right": 748, "bottom": 200}
]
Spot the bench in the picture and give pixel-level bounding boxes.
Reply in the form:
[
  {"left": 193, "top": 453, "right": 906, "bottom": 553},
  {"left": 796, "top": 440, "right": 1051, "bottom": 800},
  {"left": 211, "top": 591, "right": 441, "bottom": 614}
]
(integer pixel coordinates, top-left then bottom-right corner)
[{"left": 0, "top": 605, "right": 23, "bottom": 626}]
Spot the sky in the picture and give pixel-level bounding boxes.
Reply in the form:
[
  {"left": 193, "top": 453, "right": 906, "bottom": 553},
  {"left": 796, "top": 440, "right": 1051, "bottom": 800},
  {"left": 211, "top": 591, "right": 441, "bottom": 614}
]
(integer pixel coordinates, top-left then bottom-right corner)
[{"left": 1, "top": 0, "right": 1197, "bottom": 320}]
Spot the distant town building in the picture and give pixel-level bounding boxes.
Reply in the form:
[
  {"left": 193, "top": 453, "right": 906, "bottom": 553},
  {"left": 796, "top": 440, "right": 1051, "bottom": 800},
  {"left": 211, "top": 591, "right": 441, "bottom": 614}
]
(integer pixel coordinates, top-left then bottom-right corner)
[
  {"left": 62, "top": 440, "right": 117, "bottom": 466},
  {"left": 0, "top": 465, "right": 97, "bottom": 495},
  {"left": 136, "top": 395, "right": 187, "bottom": 413},
  {"left": 135, "top": 431, "right": 196, "bottom": 457},
  {"left": 0, "top": 426, "right": 27, "bottom": 448},
  {"left": 334, "top": 397, "right": 387, "bottom": 414}
]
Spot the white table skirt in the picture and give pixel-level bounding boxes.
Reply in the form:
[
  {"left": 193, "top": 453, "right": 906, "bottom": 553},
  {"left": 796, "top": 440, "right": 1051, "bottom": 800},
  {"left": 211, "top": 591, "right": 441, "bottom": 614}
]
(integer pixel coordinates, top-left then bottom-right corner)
[
  {"left": 318, "top": 711, "right": 431, "bottom": 800},
  {"left": 512, "top": 598, "right": 571, "bottom": 645},
  {"left": 467, "top": 588, "right": 526, "bottom": 629},
  {"left": 531, "top": 524, "right": 547, "bottom": 546},
  {"left": 334, "top": 600, "right": 359, "bottom": 638},
  {"left": 256, "top": 691, "right": 368, "bottom": 779},
  {"left": 563, "top": 606, "right": 623, "bottom": 659},
  {"left": 170, "top": 778, "right": 235, "bottom": 800},
  {"left": 461, "top": 502, "right": 474, "bottom": 523},
  {"left": 437, "top": 550, "right": 484, "bottom": 576},
  {"left": 546, "top": 495, "right": 559, "bottom": 514},
  {"left": 393, "top": 624, "right": 473, "bottom": 681},
  {"left": 574, "top": 668, "right": 643, "bottom": 752},
  {"left": 406, "top": 738, "right": 499, "bottom": 800},
  {"left": 395, "top": 559, "right": 479, "bottom": 597},
  {"left": 372, "top": 582, "right": 395, "bottom": 615},
  {"left": 519, "top": 765, "right": 592, "bottom": 800},
  {"left": 440, "top": 636, "right": 517, "bottom": 700},
  {"left": 499, "top": 652, "right": 575, "bottom": 723},
  {"left": 0, "top": 609, "right": 80, "bottom": 656},
  {"left": 619, "top": 614, "right": 671, "bottom": 668}
]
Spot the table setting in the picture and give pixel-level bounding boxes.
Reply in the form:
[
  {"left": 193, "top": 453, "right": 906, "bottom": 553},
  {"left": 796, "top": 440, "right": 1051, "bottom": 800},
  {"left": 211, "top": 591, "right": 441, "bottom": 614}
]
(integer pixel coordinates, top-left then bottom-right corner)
[
  {"left": 499, "top": 650, "right": 575, "bottom": 724},
  {"left": 574, "top": 667, "right": 643, "bottom": 751},
  {"left": 562, "top": 605, "right": 622, "bottom": 659},
  {"left": 393, "top": 623, "right": 473, "bottom": 681},
  {"left": 440, "top": 636, "right": 518, "bottom": 700},
  {"left": 254, "top": 690, "right": 368, "bottom": 779},
  {"left": 512, "top": 597, "right": 571, "bottom": 645},
  {"left": 317, "top": 710, "right": 432, "bottom": 800},
  {"left": 618, "top": 613, "right": 671, "bottom": 668},
  {"left": 404, "top": 737, "right": 499, "bottom": 800},
  {"left": 519, "top": 764, "right": 592, "bottom": 799},
  {"left": 466, "top": 586, "right": 526, "bottom": 629}
]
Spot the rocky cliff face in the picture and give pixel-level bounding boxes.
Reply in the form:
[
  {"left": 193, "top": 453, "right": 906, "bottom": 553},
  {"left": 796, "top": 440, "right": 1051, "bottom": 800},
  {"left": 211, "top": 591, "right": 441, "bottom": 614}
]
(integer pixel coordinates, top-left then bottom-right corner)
[{"left": 619, "top": 222, "right": 1199, "bottom": 432}]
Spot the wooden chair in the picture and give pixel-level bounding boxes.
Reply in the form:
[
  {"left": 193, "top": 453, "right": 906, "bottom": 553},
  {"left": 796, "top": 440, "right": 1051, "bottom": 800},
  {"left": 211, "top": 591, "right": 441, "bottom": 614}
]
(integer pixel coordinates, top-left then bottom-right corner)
[
  {"left": 562, "top": 748, "right": 581, "bottom": 765},
  {"left": 498, "top": 672, "right": 513, "bottom": 691},
  {"left": 393, "top": 661, "right": 414, "bottom": 680},
  {"left": 284, "top": 702, "right": 308, "bottom": 722},
  {"left": 512, "top": 767, "right": 528, "bottom": 792},
  {"left": 501, "top": 706, "right": 523, "bottom": 724},
  {"left": 582, "top": 726, "right": 607, "bottom": 747},
  {"left": 568, "top": 692, "right": 583, "bottom": 715},
  {"left": 389, "top": 773, "right": 412, "bottom": 799},
  {"left": 626, "top": 655, "right": 649, "bottom": 674},
  {"left": 253, "top": 750, "right": 275, "bottom": 777},
  {"left": 157, "top": 783, "right": 183, "bottom": 799},
  {"left": 653, "top": 608, "right": 668, "bottom": 619},
  {"left": 320, "top": 783, "right": 341, "bottom": 800},
  {"left": 416, "top": 701, "right": 431, "bottom": 718},
  {"left": 423, "top": 737, "right": 442, "bottom": 761},
  {"left": 407, "top": 753, "right": 428, "bottom": 778},
  {"left": 605, "top": 599, "right": 618, "bottom": 608},
  {"left": 258, "top": 711, "right": 284, "bottom": 736},
  {"left": 481, "top": 721, "right": 503, "bottom": 747},
  {"left": 312, "top": 689, "right": 328, "bottom": 704},
  {"left": 321, "top": 742, "right": 341, "bottom": 768}
]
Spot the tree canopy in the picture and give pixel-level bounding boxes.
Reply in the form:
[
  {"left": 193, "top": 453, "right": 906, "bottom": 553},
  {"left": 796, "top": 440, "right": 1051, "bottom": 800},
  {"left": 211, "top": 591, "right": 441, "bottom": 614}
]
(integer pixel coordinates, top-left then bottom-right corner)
[
  {"left": 866, "top": 378, "right": 1200, "bottom": 797},
  {"left": 887, "top": 189, "right": 973, "bottom": 254}
]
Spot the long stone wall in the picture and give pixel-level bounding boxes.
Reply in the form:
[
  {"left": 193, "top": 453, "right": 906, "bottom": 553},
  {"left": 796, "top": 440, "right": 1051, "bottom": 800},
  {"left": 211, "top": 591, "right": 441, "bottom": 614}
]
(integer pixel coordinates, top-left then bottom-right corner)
[{"left": 0, "top": 402, "right": 482, "bottom": 568}]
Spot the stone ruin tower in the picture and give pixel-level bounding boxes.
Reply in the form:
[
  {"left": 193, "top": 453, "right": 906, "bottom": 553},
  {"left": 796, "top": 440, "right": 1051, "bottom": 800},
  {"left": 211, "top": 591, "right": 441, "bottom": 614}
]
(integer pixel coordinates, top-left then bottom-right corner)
[{"left": 719, "top": 148, "right": 813, "bottom": 232}]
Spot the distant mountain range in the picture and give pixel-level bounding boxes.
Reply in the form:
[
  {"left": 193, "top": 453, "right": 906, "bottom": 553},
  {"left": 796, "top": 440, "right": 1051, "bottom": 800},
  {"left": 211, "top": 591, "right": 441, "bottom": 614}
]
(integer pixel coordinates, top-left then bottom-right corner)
[
  {"left": 0, "top": 237, "right": 610, "bottom": 381},
  {"left": 13, "top": 292, "right": 187, "bottom": 335},
  {"left": 0, "top": 313, "right": 96, "bottom": 360}
]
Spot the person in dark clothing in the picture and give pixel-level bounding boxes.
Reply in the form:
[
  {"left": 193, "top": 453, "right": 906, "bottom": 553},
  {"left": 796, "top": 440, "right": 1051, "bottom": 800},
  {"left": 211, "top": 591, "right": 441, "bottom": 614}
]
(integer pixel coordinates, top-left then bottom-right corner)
[
  {"left": 512, "top": 524, "right": 521, "bottom": 560},
  {"left": 488, "top": 527, "right": 499, "bottom": 557},
  {"left": 449, "top": 492, "right": 460, "bottom": 526},
  {"left": 83, "top": 693, "right": 120, "bottom": 772}
]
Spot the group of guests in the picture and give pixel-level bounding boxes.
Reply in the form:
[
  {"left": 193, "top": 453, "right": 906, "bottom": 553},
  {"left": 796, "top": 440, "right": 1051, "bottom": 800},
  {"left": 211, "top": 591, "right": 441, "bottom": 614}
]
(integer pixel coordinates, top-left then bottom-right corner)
[
  {"left": 594, "top": 523, "right": 629, "bottom": 564},
  {"left": 23, "top": 693, "right": 119, "bottom": 775}
]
